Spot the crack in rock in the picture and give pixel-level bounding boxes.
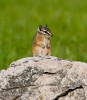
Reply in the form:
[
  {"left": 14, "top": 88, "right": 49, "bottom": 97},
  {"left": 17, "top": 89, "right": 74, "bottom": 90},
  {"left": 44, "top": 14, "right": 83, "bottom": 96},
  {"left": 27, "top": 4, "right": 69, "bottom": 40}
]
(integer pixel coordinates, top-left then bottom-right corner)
[
  {"left": 13, "top": 95, "right": 21, "bottom": 100},
  {"left": 53, "top": 85, "right": 83, "bottom": 100}
]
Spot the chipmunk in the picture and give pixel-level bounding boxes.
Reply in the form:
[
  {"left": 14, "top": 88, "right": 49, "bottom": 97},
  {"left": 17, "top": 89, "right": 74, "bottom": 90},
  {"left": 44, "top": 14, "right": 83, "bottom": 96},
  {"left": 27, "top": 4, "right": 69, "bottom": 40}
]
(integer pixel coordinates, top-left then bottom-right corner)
[{"left": 32, "top": 25, "right": 53, "bottom": 57}]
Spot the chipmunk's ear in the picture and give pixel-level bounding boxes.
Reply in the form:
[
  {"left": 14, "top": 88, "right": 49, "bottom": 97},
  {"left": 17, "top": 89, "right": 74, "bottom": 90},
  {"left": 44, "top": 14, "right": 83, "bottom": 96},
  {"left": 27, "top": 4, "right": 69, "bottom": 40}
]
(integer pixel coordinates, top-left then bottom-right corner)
[
  {"left": 38, "top": 25, "right": 42, "bottom": 31},
  {"left": 45, "top": 25, "right": 47, "bottom": 28}
]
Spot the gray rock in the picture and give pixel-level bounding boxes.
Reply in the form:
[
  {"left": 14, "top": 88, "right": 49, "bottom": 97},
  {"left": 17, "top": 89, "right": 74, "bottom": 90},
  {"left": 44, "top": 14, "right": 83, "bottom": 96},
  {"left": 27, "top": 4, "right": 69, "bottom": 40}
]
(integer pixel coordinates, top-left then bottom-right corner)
[{"left": 0, "top": 56, "right": 87, "bottom": 100}]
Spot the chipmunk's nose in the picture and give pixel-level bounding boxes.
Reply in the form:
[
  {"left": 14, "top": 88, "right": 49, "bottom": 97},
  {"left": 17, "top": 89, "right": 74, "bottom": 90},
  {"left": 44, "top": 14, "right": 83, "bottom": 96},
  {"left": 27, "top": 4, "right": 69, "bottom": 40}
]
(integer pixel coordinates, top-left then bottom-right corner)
[{"left": 51, "top": 34, "right": 53, "bottom": 37}]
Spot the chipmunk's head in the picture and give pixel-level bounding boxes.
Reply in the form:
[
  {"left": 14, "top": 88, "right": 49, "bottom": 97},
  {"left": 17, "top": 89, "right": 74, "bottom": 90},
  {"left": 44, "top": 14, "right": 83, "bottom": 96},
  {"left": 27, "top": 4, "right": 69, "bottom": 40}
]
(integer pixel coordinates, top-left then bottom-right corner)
[{"left": 37, "top": 25, "right": 53, "bottom": 38}]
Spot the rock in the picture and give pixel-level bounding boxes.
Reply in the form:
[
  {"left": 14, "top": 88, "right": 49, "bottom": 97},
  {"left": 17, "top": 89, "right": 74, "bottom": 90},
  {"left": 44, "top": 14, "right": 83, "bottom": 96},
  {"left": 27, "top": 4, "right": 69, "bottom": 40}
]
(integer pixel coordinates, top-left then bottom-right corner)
[{"left": 0, "top": 56, "right": 87, "bottom": 100}]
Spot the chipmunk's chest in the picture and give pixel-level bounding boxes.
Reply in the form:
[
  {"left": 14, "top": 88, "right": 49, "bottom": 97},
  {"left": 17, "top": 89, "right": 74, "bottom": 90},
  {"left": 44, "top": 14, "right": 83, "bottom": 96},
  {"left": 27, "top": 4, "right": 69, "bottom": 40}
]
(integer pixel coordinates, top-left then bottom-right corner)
[
  {"left": 42, "top": 38, "right": 51, "bottom": 48},
  {"left": 42, "top": 38, "right": 48, "bottom": 45}
]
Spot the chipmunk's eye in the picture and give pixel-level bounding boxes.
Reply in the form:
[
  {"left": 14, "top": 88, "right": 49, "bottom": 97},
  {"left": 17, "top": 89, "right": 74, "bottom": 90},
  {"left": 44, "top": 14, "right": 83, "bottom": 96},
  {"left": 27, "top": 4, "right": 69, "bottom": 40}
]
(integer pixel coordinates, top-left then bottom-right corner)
[{"left": 44, "top": 30, "right": 47, "bottom": 33}]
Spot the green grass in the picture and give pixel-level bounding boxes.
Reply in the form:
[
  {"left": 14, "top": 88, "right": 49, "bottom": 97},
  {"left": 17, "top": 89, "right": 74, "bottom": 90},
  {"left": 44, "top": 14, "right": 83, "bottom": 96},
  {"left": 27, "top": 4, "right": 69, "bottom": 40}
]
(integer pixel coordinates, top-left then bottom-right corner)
[{"left": 0, "top": 0, "right": 87, "bottom": 70}]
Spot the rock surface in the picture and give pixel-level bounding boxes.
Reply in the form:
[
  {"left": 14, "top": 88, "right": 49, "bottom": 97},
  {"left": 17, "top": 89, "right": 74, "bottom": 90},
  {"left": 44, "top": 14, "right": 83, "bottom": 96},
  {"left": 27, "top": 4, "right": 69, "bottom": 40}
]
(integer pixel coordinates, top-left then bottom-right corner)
[{"left": 0, "top": 56, "right": 87, "bottom": 100}]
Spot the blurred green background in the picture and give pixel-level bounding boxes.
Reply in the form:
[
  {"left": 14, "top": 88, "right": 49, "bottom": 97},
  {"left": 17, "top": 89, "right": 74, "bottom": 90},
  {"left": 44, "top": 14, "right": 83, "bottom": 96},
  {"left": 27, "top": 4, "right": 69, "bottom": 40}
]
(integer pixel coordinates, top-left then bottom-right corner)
[{"left": 0, "top": 0, "right": 87, "bottom": 70}]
